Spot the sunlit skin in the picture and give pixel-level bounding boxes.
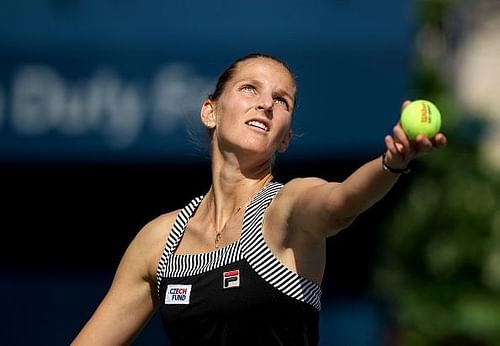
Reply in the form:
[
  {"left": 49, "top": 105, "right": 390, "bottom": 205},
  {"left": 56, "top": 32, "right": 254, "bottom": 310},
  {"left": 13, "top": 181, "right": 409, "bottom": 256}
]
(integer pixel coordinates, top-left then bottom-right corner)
[
  {"left": 71, "top": 56, "right": 447, "bottom": 345},
  {"left": 201, "top": 58, "right": 295, "bottom": 174}
]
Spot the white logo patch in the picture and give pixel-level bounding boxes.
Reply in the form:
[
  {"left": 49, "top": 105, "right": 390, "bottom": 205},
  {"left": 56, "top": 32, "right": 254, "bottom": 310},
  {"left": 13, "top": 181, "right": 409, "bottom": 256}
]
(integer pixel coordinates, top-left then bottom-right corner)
[
  {"left": 165, "top": 284, "right": 192, "bottom": 304},
  {"left": 223, "top": 270, "right": 240, "bottom": 289}
]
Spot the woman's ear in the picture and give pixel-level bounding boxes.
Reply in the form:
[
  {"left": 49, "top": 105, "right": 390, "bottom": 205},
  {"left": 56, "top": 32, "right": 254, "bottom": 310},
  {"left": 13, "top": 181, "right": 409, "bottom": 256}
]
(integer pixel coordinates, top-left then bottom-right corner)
[
  {"left": 200, "top": 99, "right": 216, "bottom": 129},
  {"left": 278, "top": 129, "right": 292, "bottom": 153}
]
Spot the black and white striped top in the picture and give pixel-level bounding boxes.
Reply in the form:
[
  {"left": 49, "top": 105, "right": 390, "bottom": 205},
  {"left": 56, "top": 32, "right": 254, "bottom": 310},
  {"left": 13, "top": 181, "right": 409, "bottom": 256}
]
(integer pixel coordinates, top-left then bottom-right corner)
[
  {"left": 156, "top": 182, "right": 322, "bottom": 345},
  {"left": 156, "top": 182, "right": 322, "bottom": 310}
]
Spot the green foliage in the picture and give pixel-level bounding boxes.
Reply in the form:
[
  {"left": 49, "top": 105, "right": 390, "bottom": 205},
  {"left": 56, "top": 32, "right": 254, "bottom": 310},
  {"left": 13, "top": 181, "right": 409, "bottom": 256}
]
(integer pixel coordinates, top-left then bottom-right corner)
[{"left": 373, "top": 0, "right": 500, "bottom": 345}]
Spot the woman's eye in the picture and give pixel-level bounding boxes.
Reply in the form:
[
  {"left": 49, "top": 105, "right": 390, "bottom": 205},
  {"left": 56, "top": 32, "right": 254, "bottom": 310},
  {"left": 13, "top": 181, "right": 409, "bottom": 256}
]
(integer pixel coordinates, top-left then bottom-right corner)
[
  {"left": 241, "top": 85, "right": 256, "bottom": 93},
  {"left": 274, "top": 97, "right": 289, "bottom": 109}
]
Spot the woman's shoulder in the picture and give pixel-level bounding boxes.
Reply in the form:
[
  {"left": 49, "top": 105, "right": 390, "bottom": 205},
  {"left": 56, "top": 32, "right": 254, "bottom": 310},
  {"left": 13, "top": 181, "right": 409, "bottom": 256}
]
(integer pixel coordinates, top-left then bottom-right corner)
[
  {"left": 127, "top": 209, "right": 181, "bottom": 277},
  {"left": 136, "top": 209, "right": 181, "bottom": 247},
  {"left": 270, "top": 177, "right": 331, "bottom": 217},
  {"left": 136, "top": 194, "right": 205, "bottom": 259},
  {"left": 267, "top": 178, "right": 327, "bottom": 218},
  {"left": 279, "top": 177, "right": 328, "bottom": 196}
]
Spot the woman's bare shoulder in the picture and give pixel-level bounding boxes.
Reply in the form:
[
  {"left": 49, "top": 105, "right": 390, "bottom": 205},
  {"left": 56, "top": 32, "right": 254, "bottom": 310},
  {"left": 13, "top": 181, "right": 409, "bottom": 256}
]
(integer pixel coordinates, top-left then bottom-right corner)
[
  {"left": 136, "top": 209, "right": 180, "bottom": 248},
  {"left": 266, "top": 178, "right": 327, "bottom": 219},
  {"left": 280, "top": 177, "right": 328, "bottom": 197},
  {"left": 126, "top": 209, "right": 181, "bottom": 278}
]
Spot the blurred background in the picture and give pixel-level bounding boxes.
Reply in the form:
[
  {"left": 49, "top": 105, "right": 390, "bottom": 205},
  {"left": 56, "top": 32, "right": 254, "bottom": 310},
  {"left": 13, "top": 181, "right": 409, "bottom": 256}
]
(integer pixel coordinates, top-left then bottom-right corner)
[{"left": 1, "top": 0, "right": 499, "bottom": 345}]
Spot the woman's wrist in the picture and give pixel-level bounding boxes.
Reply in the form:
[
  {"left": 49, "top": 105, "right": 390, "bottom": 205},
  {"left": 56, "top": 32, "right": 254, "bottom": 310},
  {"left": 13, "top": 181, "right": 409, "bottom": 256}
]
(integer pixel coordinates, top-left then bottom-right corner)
[{"left": 381, "top": 153, "right": 411, "bottom": 174}]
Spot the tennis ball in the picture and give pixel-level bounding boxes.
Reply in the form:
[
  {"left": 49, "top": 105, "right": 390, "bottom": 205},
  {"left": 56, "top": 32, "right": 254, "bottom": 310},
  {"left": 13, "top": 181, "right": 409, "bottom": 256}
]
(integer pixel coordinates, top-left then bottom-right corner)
[{"left": 400, "top": 100, "right": 441, "bottom": 140}]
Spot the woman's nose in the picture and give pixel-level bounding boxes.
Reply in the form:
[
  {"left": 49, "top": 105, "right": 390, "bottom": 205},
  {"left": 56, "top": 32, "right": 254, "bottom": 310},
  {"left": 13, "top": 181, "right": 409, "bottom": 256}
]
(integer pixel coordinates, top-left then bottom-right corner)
[{"left": 256, "top": 95, "right": 274, "bottom": 114}]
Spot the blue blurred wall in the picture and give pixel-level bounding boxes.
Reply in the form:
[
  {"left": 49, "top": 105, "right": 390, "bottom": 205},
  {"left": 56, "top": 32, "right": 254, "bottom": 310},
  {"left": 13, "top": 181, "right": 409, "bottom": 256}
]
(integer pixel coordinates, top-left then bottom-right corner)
[{"left": 0, "top": 0, "right": 414, "bottom": 163}]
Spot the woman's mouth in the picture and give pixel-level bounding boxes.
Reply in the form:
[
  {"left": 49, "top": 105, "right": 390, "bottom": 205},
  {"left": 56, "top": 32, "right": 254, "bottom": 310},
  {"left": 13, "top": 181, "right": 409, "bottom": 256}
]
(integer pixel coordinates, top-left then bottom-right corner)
[{"left": 246, "top": 120, "right": 269, "bottom": 132}]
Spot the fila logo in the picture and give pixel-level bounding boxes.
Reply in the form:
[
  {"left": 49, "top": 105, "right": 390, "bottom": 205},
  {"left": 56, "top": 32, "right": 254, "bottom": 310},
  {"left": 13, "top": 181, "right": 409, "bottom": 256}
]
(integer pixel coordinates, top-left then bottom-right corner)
[
  {"left": 165, "top": 284, "right": 192, "bottom": 304},
  {"left": 223, "top": 269, "right": 240, "bottom": 289}
]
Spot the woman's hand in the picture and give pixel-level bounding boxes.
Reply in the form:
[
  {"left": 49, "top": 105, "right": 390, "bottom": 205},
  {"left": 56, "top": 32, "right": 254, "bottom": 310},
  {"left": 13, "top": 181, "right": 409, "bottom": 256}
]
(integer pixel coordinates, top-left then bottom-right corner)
[{"left": 384, "top": 100, "right": 447, "bottom": 169}]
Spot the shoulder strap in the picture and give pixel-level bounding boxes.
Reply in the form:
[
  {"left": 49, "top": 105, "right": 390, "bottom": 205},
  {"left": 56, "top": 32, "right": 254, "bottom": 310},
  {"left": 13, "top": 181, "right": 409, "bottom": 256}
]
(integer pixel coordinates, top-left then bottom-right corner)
[
  {"left": 155, "top": 195, "right": 203, "bottom": 292},
  {"left": 240, "top": 182, "right": 283, "bottom": 240},
  {"left": 240, "top": 182, "right": 322, "bottom": 311}
]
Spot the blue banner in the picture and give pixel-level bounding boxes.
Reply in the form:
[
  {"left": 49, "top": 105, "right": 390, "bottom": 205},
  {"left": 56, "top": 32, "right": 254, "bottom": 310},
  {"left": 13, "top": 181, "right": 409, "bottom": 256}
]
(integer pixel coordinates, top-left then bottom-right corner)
[{"left": 0, "top": 0, "right": 413, "bottom": 163}]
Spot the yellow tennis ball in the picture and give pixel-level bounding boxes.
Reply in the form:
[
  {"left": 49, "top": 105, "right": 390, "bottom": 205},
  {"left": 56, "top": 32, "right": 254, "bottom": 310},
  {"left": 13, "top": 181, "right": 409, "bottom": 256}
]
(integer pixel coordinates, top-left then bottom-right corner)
[{"left": 400, "top": 100, "right": 442, "bottom": 140}]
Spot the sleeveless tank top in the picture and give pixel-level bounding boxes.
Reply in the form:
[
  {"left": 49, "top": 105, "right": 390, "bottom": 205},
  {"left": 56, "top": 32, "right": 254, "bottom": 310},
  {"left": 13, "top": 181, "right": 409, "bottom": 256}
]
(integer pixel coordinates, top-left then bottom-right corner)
[{"left": 156, "top": 182, "right": 322, "bottom": 345}]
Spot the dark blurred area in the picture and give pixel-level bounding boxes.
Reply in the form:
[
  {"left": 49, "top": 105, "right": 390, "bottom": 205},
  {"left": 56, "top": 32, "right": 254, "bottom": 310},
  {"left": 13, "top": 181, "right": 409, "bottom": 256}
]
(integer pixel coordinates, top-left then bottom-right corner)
[
  {"left": 1, "top": 158, "right": 402, "bottom": 290},
  {"left": 1, "top": 158, "right": 398, "bottom": 282}
]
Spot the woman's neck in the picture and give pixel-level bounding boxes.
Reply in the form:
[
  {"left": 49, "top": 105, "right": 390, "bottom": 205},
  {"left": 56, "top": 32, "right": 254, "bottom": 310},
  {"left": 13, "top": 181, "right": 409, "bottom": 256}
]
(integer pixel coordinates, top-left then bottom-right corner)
[{"left": 203, "top": 168, "right": 273, "bottom": 229}]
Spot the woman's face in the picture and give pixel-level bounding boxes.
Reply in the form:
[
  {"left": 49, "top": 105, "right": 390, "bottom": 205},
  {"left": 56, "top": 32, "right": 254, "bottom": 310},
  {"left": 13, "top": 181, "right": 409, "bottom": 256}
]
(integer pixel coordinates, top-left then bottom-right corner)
[{"left": 203, "top": 57, "right": 296, "bottom": 160}]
